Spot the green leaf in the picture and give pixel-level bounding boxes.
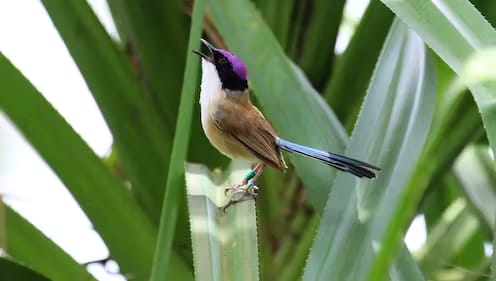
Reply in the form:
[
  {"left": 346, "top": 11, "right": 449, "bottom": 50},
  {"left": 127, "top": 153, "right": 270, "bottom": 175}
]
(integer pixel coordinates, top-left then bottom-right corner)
[
  {"left": 371, "top": 86, "right": 483, "bottom": 281},
  {"left": 458, "top": 47, "right": 496, "bottom": 88},
  {"left": 325, "top": 0, "right": 394, "bottom": 129},
  {"left": 454, "top": 145, "right": 496, "bottom": 276},
  {"left": 454, "top": 145, "right": 496, "bottom": 232},
  {"left": 379, "top": 0, "right": 496, "bottom": 70},
  {"left": 185, "top": 161, "right": 259, "bottom": 281},
  {"left": 422, "top": 174, "right": 459, "bottom": 232},
  {"left": 411, "top": 85, "right": 483, "bottom": 233},
  {"left": 106, "top": 0, "right": 188, "bottom": 127},
  {"left": 304, "top": 19, "right": 435, "bottom": 281},
  {"left": 254, "top": 0, "right": 294, "bottom": 50},
  {"left": 41, "top": 0, "right": 172, "bottom": 221},
  {"left": 493, "top": 227, "right": 496, "bottom": 281},
  {"left": 5, "top": 206, "right": 95, "bottom": 281},
  {"left": 209, "top": 0, "right": 348, "bottom": 210},
  {"left": 435, "top": 260, "right": 490, "bottom": 281},
  {"left": 276, "top": 214, "right": 320, "bottom": 281},
  {"left": 416, "top": 198, "right": 482, "bottom": 276},
  {"left": 149, "top": 0, "right": 205, "bottom": 280},
  {"left": 0, "top": 198, "right": 5, "bottom": 250},
  {"left": 286, "top": 0, "right": 307, "bottom": 59},
  {"left": 0, "top": 53, "right": 190, "bottom": 280},
  {"left": 298, "top": 0, "right": 346, "bottom": 87},
  {"left": 471, "top": 0, "right": 496, "bottom": 29},
  {"left": 371, "top": 0, "right": 496, "bottom": 277},
  {"left": 0, "top": 258, "right": 50, "bottom": 281}
]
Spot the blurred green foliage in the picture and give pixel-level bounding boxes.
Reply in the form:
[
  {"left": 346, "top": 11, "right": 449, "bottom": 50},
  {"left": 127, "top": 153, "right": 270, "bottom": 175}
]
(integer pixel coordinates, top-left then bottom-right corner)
[{"left": 0, "top": 0, "right": 495, "bottom": 280}]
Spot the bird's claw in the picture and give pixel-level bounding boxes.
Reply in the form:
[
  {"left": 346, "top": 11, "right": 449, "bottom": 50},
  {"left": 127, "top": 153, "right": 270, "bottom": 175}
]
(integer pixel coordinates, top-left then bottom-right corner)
[
  {"left": 221, "top": 181, "right": 259, "bottom": 212},
  {"left": 224, "top": 183, "right": 243, "bottom": 195},
  {"left": 224, "top": 181, "right": 259, "bottom": 196}
]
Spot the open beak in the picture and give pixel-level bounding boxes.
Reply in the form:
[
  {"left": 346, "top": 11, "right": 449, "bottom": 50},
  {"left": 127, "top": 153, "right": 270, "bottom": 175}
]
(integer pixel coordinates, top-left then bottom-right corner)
[{"left": 193, "top": 38, "right": 214, "bottom": 62}]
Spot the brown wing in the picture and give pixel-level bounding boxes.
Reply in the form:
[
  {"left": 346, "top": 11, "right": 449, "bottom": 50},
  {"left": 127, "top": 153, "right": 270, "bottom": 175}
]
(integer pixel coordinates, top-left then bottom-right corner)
[{"left": 211, "top": 98, "right": 286, "bottom": 170}]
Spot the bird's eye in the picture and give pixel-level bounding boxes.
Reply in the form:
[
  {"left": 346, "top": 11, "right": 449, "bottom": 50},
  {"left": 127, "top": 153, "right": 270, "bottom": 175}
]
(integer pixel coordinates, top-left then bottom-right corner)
[{"left": 218, "top": 57, "right": 227, "bottom": 64}]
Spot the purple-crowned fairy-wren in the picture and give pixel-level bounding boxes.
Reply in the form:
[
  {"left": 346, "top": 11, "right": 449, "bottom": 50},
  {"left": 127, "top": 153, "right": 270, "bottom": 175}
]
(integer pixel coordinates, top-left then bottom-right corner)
[{"left": 194, "top": 39, "right": 379, "bottom": 206}]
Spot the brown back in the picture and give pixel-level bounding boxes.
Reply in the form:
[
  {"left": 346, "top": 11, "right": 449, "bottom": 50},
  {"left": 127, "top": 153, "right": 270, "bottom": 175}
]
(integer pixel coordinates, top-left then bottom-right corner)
[{"left": 211, "top": 93, "right": 286, "bottom": 170}]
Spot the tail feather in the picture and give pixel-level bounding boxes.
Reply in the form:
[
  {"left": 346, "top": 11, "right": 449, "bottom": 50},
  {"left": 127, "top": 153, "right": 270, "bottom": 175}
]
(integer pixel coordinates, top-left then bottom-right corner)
[{"left": 275, "top": 138, "right": 380, "bottom": 179}]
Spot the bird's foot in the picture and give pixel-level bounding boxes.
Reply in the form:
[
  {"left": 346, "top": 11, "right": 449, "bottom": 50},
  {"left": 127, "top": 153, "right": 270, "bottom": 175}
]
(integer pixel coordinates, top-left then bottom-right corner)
[
  {"left": 224, "top": 181, "right": 258, "bottom": 196},
  {"left": 221, "top": 181, "right": 259, "bottom": 212}
]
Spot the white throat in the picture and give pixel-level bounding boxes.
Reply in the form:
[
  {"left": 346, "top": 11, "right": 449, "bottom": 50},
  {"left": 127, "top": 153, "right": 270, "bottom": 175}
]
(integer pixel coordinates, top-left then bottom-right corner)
[
  {"left": 199, "top": 59, "right": 223, "bottom": 131},
  {"left": 199, "top": 59, "right": 222, "bottom": 106}
]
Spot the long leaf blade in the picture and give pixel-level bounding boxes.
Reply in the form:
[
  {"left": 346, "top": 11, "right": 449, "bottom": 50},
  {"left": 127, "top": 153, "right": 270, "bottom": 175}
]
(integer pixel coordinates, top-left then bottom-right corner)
[
  {"left": 106, "top": 0, "right": 188, "bottom": 127},
  {"left": 5, "top": 206, "right": 95, "bottom": 281},
  {"left": 325, "top": 0, "right": 393, "bottom": 128},
  {"left": 304, "top": 19, "right": 435, "bottom": 281},
  {"left": 185, "top": 161, "right": 258, "bottom": 281},
  {"left": 0, "top": 53, "right": 190, "bottom": 280},
  {"left": 298, "top": 0, "right": 346, "bottom": 87},
  {"left": 41, "top": 0, "right": 171, "bottom": 221},
  {"left": 372, "top": 1, "right": 496, "bottom": 278},
  {"left": 149, "top": 0, "right": 205, "bottom": 280}
]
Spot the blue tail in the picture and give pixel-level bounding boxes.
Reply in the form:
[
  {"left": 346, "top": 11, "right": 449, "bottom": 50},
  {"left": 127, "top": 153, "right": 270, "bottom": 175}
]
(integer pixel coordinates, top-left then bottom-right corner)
[{"left": 276, "top": 138, "right": 380, "bottom": 178}]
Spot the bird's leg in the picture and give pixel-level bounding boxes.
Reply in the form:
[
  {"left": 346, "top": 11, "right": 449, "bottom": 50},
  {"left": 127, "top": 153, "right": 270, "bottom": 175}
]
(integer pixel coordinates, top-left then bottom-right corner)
[
  {"left": 242, "top": 162, "right": 265, "bottom": 185},
  {"left": 222, "top": 163, "right": 266, "bottom": 210},
  {"left": 225, "top": 162, "right": 265, "bottom": 195},
  {"left": 251, "top": 162, "right": 265, "bottom": 182},
  {"left": 243, "top": 162, "right": 265, "bottom": 195}
]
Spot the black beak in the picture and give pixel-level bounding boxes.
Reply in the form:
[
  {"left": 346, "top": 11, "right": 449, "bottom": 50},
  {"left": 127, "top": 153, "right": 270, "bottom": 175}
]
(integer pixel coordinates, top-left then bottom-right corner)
[{"left": 193, "top": 38, "right": 214, "bottom": 62}]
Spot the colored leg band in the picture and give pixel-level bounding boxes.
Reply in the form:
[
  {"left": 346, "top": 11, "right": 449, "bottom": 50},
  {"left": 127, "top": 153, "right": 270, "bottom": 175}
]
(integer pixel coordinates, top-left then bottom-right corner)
[{"left": 244, "top": 170, "right": 256, "bottom": 181}]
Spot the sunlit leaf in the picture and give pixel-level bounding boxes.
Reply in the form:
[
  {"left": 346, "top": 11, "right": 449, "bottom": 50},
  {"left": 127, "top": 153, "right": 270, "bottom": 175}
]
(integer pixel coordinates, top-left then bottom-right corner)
[
  {"left": 185, "top": 161, "right": 258, "bottom": 281},
  {"left": 41, "top": 0, "right": 171, "bottom": 221},
  {"left": 304, "top": 19, "right": 435, "bottom": 281},
  {"left": 372, "top": 0, "right": 496, "bottom": 277},
  {"left": 5, "top": 206, "right": 96, "bottom": 281},
  {"left": 0, "top": 52, "right": 190, "bottom": 280}
]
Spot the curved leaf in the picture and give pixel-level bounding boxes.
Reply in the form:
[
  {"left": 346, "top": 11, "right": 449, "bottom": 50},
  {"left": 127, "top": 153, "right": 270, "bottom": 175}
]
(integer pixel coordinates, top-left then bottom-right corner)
[
  {"left": 0, "top": 53, "right": 190, "bottom": 280},
  {"left": 304, "top": 19, "right": 435, "bottom": 281},
  {"left": 41, "top": 0, "right": 171, "bottom": 221},
  {"left": 5, "top": 206, "right": 95, "bottom": 281},
  {"left": 372, "top": 0, "right": 496, "bottom": 278}
]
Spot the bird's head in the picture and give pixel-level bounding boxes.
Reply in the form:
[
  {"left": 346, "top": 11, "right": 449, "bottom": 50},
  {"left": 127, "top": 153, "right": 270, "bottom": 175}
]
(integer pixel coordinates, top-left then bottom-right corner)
[{"left": 194, "top": 39, "right": 248, "bottom": 91}]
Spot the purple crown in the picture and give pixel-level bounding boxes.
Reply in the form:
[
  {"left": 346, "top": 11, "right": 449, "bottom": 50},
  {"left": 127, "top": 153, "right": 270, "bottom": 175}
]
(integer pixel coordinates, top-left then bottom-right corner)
[{"left": 218, "top": 49, "right": 247, "bottom": 80}]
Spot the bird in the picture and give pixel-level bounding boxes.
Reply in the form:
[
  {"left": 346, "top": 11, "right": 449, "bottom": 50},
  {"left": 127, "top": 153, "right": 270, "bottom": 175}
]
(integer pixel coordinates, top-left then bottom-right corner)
[{"left": 193, "top": 39, "right": 379, "bottom": 205}]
